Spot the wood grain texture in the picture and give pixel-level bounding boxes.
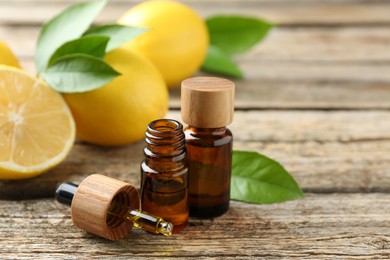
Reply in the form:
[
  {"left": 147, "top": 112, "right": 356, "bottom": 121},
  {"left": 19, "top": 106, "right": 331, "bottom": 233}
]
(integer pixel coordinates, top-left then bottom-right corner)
[
  {"left": 181, "top": 77, "right": 235, "bottom": 127},
  {"left": 1, "top": 110, "right": 389, "bottom": 199},
  {"left": 70, "top": 174, "right": 139, "bottom": 241},
  {"left": 15, "top": 56, "right": 390, "bottom": 109},
  {"left": 2, "top": 24, "right": 390, "bottom": 109},
  {"left": 1, "top": 0, "right": 390, "bottom": 25},
  {"left": 1, "top": 0, "right": 390, "bottom": 258},
  {"left": 4, "top": 26, "right": 390, "bottom": 61},
  {"left": 1, "top": 194, "right": 390, "bottom": 258}
]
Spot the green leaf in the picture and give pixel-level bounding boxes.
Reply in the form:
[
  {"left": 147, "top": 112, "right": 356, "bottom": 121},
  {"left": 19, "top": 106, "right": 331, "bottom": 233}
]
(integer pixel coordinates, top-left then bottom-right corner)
[
  {"left": 84, "top": 24, "right": 148, "bottom": 52},
  {"left": 48, "top": 35, "right": 109, "bottom": 66},
  {"left": 201, "top": 45, "right": 243, "bottom": 78},
  {"left": 206, "top": 15, "right": 273, "bottom": 55},
  {"left": 35, "top": 0, "right": 107, "bottom": 73},
  {"left": 41, "top": 54, "right": 120, "bottom": 93},
  {"left": 231, "top": 151, "right": 304, "bottom": 204}
]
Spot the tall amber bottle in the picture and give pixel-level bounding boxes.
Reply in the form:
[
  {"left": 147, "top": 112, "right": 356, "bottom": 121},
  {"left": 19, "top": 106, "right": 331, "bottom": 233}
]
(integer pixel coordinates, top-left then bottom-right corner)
[
  {"left": 140, "top": 119, "right": 188, "bottom": 233},
  {"left": 181, "top": 77, "right": 235, "bottom": 218}
]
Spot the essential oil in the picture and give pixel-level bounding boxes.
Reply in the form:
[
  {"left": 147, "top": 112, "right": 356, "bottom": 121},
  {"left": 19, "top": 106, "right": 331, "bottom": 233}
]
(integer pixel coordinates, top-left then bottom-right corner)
[
  {"left": 181, "top": 77, "right": 235, "bottom": 218},
  {"left": 140, "top": 119, "right": 188, "bottom": 232}
]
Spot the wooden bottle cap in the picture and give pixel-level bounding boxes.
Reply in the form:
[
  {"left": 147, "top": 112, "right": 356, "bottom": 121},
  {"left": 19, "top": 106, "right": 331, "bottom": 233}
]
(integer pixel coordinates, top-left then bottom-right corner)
[
  {"left": 181, "top": 77, "right": 235, "bottom": 128},
  {"left": 71, "top": 174, "right": 140, "bottom": 241}
]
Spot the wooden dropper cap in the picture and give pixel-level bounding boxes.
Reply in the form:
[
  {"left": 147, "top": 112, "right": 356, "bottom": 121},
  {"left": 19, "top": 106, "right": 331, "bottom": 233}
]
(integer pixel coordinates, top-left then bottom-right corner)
[
  {"left": 181, "top": 77, "right": 235, "bottom": 128},
  {"left": 70, "top": 174, "right": 140, "bottom": 241}
]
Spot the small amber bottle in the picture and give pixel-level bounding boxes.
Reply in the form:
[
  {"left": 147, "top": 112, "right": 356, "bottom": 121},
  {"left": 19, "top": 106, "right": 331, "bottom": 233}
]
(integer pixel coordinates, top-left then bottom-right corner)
[
  {"left": 181, "top": 77, "right": 235, "bottom": 218},
  {"left": 140, "top": 119, "right": 189, "bottom": 233}
]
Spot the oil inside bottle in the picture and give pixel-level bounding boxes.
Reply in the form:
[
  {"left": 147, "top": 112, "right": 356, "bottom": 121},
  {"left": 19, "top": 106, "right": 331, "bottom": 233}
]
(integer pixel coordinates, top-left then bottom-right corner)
[
  {"left": 185, "top": 127, "right": 232, "bottom": 218},
  {"left": 140, "top": 119, "right": 189, "bottom": 233}
]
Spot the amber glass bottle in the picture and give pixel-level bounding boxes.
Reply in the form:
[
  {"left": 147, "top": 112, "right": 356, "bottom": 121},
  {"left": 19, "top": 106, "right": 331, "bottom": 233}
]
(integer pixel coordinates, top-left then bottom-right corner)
[
  {"left": 140, "top": 119, "right": 188, "bottom": 233},
  {"left": 181, "top": 77, "right": 235, "bottom": 218}
]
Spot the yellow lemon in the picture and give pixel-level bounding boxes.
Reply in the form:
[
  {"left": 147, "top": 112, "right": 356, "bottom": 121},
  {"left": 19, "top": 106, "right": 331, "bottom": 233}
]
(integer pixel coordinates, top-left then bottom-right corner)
[
  {"left": 0, "top": 65, "right": 75, "bottom": 179},
  {"left": 0, "top": 40, "right": 21, "bottom": 68},
  {"left": 63, "top": 47, "right": 168, "bottom": 146},
  {"left": 118, "top": 0, "right": 209, "bottom": 88}
]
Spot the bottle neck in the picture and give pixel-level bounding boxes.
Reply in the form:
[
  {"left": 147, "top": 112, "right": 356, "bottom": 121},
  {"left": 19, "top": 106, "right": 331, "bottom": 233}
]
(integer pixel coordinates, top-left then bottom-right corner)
[
  {"left": 144, "top": 119, "right": 186, "bottom": 169},
  {"left": 187, "top": 126, "right": 228, "bottom": 135}
]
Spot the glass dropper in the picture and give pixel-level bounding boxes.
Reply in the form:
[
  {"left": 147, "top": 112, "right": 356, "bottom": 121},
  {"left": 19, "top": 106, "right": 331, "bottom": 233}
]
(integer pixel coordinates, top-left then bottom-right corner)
[{"left": 55, "top": 182, "right": 173, "bottom": 236}]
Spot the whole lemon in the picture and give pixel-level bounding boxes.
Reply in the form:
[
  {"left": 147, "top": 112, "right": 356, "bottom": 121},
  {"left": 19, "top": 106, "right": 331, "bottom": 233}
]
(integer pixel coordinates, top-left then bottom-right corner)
[
  {"left": 118, "top": 0, "right": 209, "bottom": 88},
  {"left": 0, "top": 40, "right": 21, "bottom": 68},
  {"left": 63, "top": 47, "right": 168, "bottom": 146}
]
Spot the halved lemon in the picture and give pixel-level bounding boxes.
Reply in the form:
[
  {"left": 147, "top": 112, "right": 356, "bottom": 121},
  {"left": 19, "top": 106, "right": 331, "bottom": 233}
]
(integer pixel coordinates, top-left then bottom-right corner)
[{"left": 0, "top": 65, "right": 75, "bottom": 179}]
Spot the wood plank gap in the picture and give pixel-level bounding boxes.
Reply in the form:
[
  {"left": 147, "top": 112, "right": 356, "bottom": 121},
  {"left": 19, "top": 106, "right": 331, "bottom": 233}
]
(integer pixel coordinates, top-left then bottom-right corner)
[
  {"left": 304, "top": 188, "right": 390, "bottom": 194},
  {"left": 279, "top": 23, "right": 390, "bottom": 28},
  {"left": 170, "top": 107, "right": 390, "bottom": 112},
  {"left": 4, "top": 22, "right": 390, "bottom": 28}
]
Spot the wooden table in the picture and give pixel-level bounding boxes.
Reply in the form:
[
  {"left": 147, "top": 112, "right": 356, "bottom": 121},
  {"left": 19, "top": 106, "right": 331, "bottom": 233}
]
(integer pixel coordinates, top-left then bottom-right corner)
[{"left": 1, "top": 0, "right": 390, "bottom": 258}]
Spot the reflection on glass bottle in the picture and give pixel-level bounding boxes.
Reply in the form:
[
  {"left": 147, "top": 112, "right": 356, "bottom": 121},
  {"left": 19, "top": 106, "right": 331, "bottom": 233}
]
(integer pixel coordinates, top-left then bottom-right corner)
[
  {"left": 140, "top": 119, "right": 189, "bottom": 233},
  {"left": 181, "top": 76, "right": 235, "bottom": 218}
]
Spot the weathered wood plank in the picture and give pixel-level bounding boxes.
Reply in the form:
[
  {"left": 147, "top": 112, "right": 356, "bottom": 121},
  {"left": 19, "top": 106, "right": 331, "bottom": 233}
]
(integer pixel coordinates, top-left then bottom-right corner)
[
  {"left": 19, "top": 58, "right": 390, "bottom": 83},
  {"left": 1, "top": 0, "right": 390, "bottom": 25},
  {"left": 170, "top": 79, "right": 390, "bottom": 110},
  {"left": 246, "top": 27, "right": 390, "bottom": 62},
  {"left": 14, "top": 57, "right": 390, "bottom": 110},
  {"left": 228, "top": 110, "right": 390, "bottom": 143},
  {"left": 15, "top": 57, "right": 390, "bottom": 110},
  {"left": 3, "top": 24, "right": 390, "bottom": 109},
  {"left": 4, "top": 26, "right": 390, "bottom": 62},
  {"left": 1, "top": 193, "right": 389, "bottom": 258},
  {"left": 1, "top": 110, "right": 389, "bottom": 199},
  {"left": 239, "top": 60, "right": 390, "bottom": 83},
  {"left": 1, "top": 0, "right": 388, "bottom": 258}
]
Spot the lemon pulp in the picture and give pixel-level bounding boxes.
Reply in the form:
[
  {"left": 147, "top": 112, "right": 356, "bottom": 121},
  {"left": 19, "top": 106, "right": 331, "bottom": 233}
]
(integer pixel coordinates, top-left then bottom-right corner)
[{"left": 0, "top": 65, "right": 75, "bottom": 179}]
